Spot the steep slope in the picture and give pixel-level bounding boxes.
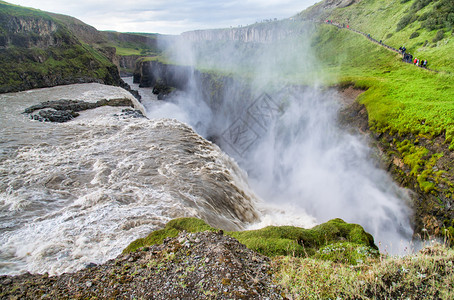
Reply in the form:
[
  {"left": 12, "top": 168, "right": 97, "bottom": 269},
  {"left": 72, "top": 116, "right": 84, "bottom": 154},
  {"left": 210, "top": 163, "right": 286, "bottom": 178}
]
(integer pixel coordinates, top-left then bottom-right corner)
[
  {"left": 300, "top": 0, "right": 454, "bottom": 238},
  {"left": 301, "top": 0, "right": 454, "bottom": 71}
]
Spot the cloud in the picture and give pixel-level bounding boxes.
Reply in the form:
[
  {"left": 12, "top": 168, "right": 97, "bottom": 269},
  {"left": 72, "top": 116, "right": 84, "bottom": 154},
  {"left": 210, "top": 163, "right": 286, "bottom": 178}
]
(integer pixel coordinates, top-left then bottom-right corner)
[{"left": 5, "top": 0, "right": 320, "bottom": 34}]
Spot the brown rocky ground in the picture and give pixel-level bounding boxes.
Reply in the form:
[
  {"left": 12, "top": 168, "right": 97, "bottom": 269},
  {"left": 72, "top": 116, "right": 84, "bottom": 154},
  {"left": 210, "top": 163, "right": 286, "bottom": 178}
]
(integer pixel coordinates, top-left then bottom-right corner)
[{"left": 0, "top": 231, "right": 285, "bottom": 299}]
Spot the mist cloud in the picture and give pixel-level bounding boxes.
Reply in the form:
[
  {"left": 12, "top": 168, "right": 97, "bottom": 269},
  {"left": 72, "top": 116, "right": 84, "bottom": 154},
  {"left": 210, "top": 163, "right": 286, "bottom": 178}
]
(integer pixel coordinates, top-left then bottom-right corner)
[{"left": 149, "top": 22, "right": 413, "bottom": 253}]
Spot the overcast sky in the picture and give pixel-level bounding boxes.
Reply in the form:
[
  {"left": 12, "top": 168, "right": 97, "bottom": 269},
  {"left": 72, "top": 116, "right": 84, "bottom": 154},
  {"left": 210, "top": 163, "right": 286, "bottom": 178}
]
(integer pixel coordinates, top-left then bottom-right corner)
[{"left": 5, "top": 0, "right": 320, "bottom": 35}]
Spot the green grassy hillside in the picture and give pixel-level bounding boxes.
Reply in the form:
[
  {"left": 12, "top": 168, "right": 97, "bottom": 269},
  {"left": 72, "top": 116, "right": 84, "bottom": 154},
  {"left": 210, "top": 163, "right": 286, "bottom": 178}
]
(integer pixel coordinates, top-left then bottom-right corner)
[
  {"left": 0, "top": 1, "right": 162, "bottom": 92},
  {"left": 312, "top": 0, "right": 454, "bottom": 71},
  {"left": 102, "top": 31, "right": 160, "bottom": 56},
  {"left": 296, "top": 0, "right": 454, "bottom": 237},
  {"left": 0, "top": 0, "right": 122, "bottom": 92}
]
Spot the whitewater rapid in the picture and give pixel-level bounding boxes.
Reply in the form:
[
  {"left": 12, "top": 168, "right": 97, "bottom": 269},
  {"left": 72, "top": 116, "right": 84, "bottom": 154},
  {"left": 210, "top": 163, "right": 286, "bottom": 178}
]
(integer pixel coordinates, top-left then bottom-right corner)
[
  {"left": 125, "top": 76, "right": 413, "bottom": 255},
  {"left": 0, "top": 83, "right": 259, "bottom": 275},
  {"left": 0, "top": 78, "right": 415, "bottom": 276}
]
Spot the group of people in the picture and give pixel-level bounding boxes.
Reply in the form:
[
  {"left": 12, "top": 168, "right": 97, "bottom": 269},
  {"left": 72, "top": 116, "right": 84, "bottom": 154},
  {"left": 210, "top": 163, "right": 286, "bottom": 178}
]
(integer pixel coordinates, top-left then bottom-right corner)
[
  {"left": 325, "top": 20, "right": 431, "bottom": 69},
  {"left": 400, "top": 46, "right": 428, "bottom": 68}
]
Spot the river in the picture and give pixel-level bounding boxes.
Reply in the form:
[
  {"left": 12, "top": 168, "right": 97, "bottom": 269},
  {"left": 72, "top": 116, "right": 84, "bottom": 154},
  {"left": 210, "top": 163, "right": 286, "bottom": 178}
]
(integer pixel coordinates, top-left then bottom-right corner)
[
  {"left": 0, "top": 83, "right": 259, "bottom": 275},
  {"left": 0, "top": 78, "right": 414, "bottom": 276}
]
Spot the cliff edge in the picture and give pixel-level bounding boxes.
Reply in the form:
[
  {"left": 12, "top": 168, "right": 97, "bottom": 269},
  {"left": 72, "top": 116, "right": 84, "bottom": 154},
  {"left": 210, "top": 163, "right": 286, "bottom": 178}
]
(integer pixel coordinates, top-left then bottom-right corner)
[{"left": 0, "top": 1, "right": 122, "bottom": 93}]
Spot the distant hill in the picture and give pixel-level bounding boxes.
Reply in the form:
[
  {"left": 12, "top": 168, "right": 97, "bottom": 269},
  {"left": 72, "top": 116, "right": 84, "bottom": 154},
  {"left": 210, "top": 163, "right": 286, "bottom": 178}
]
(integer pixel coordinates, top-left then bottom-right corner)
[{"left": 0, "top": 1, "right": 161, "bottom": 93}]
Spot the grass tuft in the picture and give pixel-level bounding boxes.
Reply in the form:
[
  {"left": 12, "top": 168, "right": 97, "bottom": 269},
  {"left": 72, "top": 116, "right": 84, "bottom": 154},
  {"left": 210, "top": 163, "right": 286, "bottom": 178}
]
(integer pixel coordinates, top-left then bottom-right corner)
[{"left": 275, "top": 243, "right": 454, "bottom": 299}]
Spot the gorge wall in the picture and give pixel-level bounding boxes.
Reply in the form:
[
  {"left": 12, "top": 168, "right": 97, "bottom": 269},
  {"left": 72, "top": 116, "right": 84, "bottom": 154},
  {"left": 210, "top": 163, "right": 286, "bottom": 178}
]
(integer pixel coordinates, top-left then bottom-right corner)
[
  {"left": 133, "top": 60, "right": 249, "bottom": 117},
  {"left": 133, "top": 58, "right": 454, "bottom": 242},
  {"left": 340, "top": 100, "right": 454, "bottom": 239},
  {"left": 180, "top": 20, "right": 303, "bottom": 43},
  {"left": 0, "top": 2, "right": 123, "bottom": 93}
]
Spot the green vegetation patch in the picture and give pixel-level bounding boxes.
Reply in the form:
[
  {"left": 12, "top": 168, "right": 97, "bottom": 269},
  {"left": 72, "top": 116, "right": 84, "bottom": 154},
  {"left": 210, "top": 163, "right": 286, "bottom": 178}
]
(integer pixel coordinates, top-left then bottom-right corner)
[
  {"left": 124, "top": 218, "right": 378, "bottom": 264},
  {"left": 123, "top": 218, "right": 217, "bottom": 254},
  {"left": 228, "top": 218, "right": 377, "bottom": 258},
  {"left": 311, "top": 24, "right": 454, "bottom": 149},
  {"left": 0, "top": 1, "right": 121, "bottom": 92},
  {"left": 101, "top": 31, "right": 161, "bottom": 57},
  {"left": 275, "top": 243, "right": 454, "bottom": 299},
  {"left": 320, "top": 0, "right": 454, "bottom": 71},
  {"left": 306, "top": 0, "right": 454, "bottom": 235},
  {"left": 314, "top": 242, "right": 379, "bottom": 265}
]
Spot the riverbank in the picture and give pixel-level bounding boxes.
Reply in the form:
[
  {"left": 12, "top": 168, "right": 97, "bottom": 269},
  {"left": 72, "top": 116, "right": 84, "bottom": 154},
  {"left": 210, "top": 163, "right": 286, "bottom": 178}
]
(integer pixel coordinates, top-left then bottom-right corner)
[
  {"left": 1, "top": 218, "right": 453, "bottom": 299},
  {"left": 0, "top": 230, "right": 284, "bottom": 299}
]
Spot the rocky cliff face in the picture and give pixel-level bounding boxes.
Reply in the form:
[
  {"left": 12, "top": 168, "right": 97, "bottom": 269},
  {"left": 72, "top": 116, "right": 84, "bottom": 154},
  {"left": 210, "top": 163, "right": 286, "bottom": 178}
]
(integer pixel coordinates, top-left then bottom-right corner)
[
  {"left": 119, "top": 55, "right": 143, "bottom": 74},
  {"left": 181, "top": 20, "right": 303, "bottom": 43},
  {"left": 0, "top": 14, "right": 65, "bottom": 48},
  {"left": 50, "top": 13, "right": 106, "bottom": 45},
  {"left": 0, "top": 2, "right": 124, "bottom": 93},
  {"left": 133, "top": 60, "right": 192, "bottom": 89},
  {"left": 133, "top": 59, "right": 248, "bottom": 111}
]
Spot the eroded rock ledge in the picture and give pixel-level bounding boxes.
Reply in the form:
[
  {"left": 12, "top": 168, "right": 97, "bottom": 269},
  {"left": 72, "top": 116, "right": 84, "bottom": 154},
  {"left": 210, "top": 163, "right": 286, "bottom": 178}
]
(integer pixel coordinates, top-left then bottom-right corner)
[
  {"left": 23, "top": 98, "right": 142, "bottom": 122},
  {"left": 0, "top": 216, "right": 378, "bottom": 299},
  {"left": 0, "top": 231, "right": 284, "bottom": 299}
]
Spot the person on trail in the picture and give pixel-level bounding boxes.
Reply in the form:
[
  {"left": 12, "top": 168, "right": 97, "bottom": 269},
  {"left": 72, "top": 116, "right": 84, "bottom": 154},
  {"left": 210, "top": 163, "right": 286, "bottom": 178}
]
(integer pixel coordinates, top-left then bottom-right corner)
[
  {"left": 423, "top": 59, "right": 428, "bottom": 68},
  {"left": 414, "top": 58, "right": 417, "bottom": 65},
  {"left": 403, "top": 53, "right": 410, "bottom": 63},
  {"left": 399, "top": 46, "right": 406, "bottom": 55}
]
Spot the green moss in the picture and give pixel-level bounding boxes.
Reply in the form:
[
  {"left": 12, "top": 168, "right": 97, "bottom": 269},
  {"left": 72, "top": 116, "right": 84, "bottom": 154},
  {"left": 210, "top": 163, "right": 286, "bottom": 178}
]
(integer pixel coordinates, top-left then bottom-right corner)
[
  {"left": 229, "top": 218, "right": 376, "bottom": 258},
  {"left": 393, "top": 139, "right": 445, "bottom": 193},
  {"left": 122, "top": 218, "right": 217, "bottom": 254},
  {"left": 314, "top": 242, "right": 379, "bottom": 265},
  {"left": 396, "top": 140, "right": 429, "bottom": 175},
  {"left": 124, "top": 218, "right": 378, "bottom": 260}
]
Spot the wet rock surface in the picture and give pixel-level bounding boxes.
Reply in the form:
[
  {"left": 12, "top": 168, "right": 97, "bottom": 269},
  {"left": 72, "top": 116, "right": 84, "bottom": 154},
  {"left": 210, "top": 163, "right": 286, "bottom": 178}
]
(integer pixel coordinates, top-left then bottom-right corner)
[
  {"left": 31, "top": 109, "right": 80, "bottom": 122},
  {"left": 0, "top": 231, "right": 285, "bottom": 299},
  {"left": 24, "top": 98, "right": 135, "bottom": 122}
]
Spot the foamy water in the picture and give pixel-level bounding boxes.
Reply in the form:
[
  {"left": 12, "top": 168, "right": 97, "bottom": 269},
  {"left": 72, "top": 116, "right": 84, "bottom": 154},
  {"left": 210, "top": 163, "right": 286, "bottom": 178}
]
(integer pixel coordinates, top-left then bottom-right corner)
[
  {"left": 129, "top": 77, "right": 413, "bottom": 255},
  {"left": 0, "top": 83, "right": 259, "bottom": 275},
  {"left": 0, "top": 79, "right": 415, "bottom": 276}
]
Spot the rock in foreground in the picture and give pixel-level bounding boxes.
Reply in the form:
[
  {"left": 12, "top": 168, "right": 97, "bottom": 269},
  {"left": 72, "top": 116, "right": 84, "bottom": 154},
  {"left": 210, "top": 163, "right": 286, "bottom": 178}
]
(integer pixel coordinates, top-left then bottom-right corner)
[{"left": 0, "top": 231, "right": 284, "bottom": 299}]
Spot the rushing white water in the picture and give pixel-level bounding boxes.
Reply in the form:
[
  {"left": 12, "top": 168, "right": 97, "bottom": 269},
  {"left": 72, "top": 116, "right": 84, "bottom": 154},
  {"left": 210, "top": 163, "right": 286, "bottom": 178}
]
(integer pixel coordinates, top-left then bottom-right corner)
[
  {"left": 154, "top": 23, "right": 414, "bottom": 254},
  {"left": 0, "top": 83, "right": 259, "bottom": 275},
  {"left": 241, "top": 86, "right": 413, "bottom": 252},
  {"left": 129, "top": 74, "right": 413, "bottom": 254}
]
